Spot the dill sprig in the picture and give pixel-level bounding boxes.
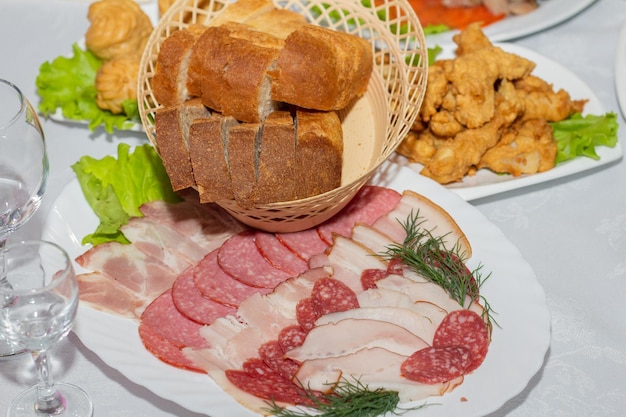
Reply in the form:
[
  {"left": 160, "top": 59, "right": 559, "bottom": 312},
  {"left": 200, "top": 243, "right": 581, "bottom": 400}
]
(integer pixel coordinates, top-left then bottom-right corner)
[
  {"left": 263, "top": 378, "right": 428, "bottom": 417},
  {"left": 380, "top": 211, "right": 496, "bottom": 328}
]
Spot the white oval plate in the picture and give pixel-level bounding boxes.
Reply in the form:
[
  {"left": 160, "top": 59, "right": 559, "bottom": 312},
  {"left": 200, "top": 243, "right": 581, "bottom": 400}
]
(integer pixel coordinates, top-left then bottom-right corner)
[
  {"left": 425, "top": 0, "right": 598, "bottom": 46},
  {"left": 391, "top": 41, "right": 623, "bottom": 201},
  {"left": 43, "top": 162, "right": 550, "bottom": 417}
]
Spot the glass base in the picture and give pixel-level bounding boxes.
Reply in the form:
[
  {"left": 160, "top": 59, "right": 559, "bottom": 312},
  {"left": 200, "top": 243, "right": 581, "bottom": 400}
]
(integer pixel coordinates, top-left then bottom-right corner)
[
  {"left": 0, "top": 336, "right": 26, "bottom": 360},
  {"left": 8, "top": 382, "right": 94, "bottom": 417}
]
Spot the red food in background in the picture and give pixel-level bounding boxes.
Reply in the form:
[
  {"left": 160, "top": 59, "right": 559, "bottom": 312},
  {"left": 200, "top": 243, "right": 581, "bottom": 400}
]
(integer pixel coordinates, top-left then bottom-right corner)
[{"left": 407, "top": 0, "right": 505, "bottom": 29}]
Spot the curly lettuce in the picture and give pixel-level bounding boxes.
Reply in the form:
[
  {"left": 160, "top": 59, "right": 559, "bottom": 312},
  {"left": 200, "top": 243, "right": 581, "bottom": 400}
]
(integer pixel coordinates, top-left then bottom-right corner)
[
  {"left": 551, "top": 112, "right": 619, "bottom": 164},
  {"left": 35, "top": 43, "right": 139, "bottom": 133},
  {"left": 72, "top": 143, "right": 181, "bottom": 246}
]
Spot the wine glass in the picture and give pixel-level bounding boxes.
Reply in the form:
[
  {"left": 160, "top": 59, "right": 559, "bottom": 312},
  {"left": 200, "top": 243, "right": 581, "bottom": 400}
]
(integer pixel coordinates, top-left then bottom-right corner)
[
  {"left": 0, "top": 78, "right": 48, "bottom": 358},
  {"left": 0, "top": 240, "right": 94, "bottom": 417}
]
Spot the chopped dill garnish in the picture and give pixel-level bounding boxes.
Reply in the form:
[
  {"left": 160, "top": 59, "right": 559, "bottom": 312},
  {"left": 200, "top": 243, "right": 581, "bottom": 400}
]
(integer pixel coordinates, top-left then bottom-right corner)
[
  {"left": 380, "top": 211, "right": 496, "bottom": 328},
  {"left": 263, "top": 378, "right": 429, "bottom": 417}
]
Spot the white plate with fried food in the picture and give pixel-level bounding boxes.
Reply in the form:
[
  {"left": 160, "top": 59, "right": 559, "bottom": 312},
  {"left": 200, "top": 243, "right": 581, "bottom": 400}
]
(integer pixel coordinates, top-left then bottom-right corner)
[
  {"left": 393, "top": 41, "right": 622, "bottom": 201},
  {"left": 425, "top": 0, "right": 598, "bottom": 46}
]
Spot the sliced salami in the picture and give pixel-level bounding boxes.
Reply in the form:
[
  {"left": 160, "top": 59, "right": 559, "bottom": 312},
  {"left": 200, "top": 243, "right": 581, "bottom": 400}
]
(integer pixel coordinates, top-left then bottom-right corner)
[
  {"left": 171, "top": 265, "right": 236, "bottom": 325},
  {"left": 275, "top": 228, "right": 329, "bottom": 262},
  {"left": 401, "top": 345, "right": 471, "bottom": 384},
  {"left": 254, "top": 231, "right": 309, "bottom": 275},
  {"left": 138, "top": 320, "right": 204, "bottom": 372},
  {"left": 311, "top": 277, "right": 360, "bottom": 316},
  {"left": 278, "top": 325, "right": 308, "bottom": 352},
  {"left": 317, "top": 186, "right": 402, "bottom": 244},
  {"left": 433, "top": 309, "right": 490, "bottom": 373},
  {"left": 295, "top": 297, "right": 320, "bottom": 332},
  {"left": 360, "top": 268, "right": 388, "bottom": 290},
  {"left": 259, "top": 340, "right": 300, "bottom": 379},
  {"left": 226, "top": 358, "right": 316, "bottom": 406},
  {"left": 140, "top": 290, "right": 209, "bottom": 349},
  {"left": 193, "top": 250, "right": 270, "bottom": 307},
  {"left": 218, "top": 231, "right": 292, "bottom": 289}
]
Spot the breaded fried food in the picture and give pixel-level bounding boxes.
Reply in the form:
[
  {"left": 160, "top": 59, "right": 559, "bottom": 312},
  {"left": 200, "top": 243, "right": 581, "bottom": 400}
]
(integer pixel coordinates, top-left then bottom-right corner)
[
  {"left": 478, "top": 118, "right": 556, "bottom": 176},
  {"left": 398, "top": 23, "right": 585, "bottom": 184}
]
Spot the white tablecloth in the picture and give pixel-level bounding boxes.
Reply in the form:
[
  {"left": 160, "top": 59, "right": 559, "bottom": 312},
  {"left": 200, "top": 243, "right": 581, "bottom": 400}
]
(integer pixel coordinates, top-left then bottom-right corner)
[{"left": 1, "top": 0, "right": 625, "bottom": 416}]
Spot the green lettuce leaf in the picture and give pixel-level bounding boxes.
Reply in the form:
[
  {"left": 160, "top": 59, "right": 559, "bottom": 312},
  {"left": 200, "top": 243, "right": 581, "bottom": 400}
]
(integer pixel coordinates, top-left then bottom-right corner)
[
  {"left": 72, "top": 143, "right": 182, "bottom": 246},
  {"left": 551, "top": 112, "right": 619, "bottom": 164},
  {"left": 35, "top": 43, "right": 139, "bottom": 134}
]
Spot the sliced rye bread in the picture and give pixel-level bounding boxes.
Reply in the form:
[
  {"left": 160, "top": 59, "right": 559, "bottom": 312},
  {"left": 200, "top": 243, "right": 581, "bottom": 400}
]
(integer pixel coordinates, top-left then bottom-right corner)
[
  {"left": 154, "top": 98, "right": 211, "bottom": 191},
  {"left": 188, "top": 114, "right": 239, "bottom": 203},
  {"left": 254, "top": 110, "right": 298, "bottom": 204},
  {"left": 227, "top": 122, "right": 261, "bottom": 208},
  {"left": 294, "top": 109, "right": 343, "bottom": 199}
]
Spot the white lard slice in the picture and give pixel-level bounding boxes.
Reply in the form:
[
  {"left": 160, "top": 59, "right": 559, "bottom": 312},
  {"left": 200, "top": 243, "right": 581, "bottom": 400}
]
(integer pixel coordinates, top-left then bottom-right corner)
[
  {"left": 315, "top": 306, "right": 438, "bottom": 346},
  {"left": 294, "top": 346, "right": 457, "bottom": 401},
  {"left": 285, "top": 318, "right": 428, "bottom": 361}
]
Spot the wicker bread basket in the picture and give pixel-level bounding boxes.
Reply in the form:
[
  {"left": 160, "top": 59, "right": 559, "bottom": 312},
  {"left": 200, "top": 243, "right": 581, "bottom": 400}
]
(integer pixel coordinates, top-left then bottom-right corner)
[{"left": 137, "top": 0, "right": 427, "bottom": 232}]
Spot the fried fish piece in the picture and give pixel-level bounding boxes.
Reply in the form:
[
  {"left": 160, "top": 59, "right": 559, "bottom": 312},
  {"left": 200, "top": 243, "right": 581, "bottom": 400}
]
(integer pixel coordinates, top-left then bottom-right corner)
[
  {"left": 478, "top": 118, "right": 556, "bottom": 176},
  {"left": 514, "top": 75, "right": 587, "bottom": 122}
]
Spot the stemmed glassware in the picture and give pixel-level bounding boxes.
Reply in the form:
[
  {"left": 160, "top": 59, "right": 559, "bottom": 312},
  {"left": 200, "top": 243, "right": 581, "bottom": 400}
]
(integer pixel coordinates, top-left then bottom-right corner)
[
  {"left": 0, "top": 240, "right": 94, "bottom": 417},
  {"left": 0, "top": 78, "right": 48, "bottom": 357}
]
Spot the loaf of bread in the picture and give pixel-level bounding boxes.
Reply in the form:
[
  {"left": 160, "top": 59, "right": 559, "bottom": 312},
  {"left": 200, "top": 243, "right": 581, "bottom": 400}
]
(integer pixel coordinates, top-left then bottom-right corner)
[
  {"left": 270, "top": 25, "right": 373, "bottom": 111},
  {"left": 198, "top": 25, "right": 282, "bottom": 123}
]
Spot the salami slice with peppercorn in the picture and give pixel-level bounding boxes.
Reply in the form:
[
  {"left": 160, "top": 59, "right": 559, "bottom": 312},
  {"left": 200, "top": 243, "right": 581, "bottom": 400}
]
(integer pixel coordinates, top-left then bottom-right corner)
[
  {"left": 433, "top": 309, "right": 490, "bottom": 373},
  {"left": 401, "top": 345, "right": 471, "bottom": 384}
]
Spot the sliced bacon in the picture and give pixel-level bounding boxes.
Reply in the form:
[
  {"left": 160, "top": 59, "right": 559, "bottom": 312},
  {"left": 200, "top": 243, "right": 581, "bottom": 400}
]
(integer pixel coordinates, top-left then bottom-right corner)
[
  {"left": 76, "top": 241, "right": 178, "bottom": 299},
  {"left": 77, "top": 271, "right": 146, "bottom": 319}
]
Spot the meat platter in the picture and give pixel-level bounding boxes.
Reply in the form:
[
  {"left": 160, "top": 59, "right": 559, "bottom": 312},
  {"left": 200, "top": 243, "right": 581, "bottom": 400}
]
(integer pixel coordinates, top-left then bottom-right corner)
[{"left": 43, "top": 162, "right": 551, "bottom": 417}]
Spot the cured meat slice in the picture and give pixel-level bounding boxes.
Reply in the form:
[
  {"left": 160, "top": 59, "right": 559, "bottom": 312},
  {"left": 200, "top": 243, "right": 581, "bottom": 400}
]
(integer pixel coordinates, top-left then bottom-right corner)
[
  {"left": 269, "top": 267, "right": 332, "bottom": 320},
  {"left": 275, "top": 228, "right": 329, "bottom": 262},
  {"left": 350, "top": 223, "right": 396, "bottom": 255},
  {"left": 401, "top": 345, "right": 472, "bottom": 384},
  {"left": 141, "top": 290, "right": 209, "bottom": 349},
  {"left": 171, "top": 265, "right": 236, "bottom": 325},
  {"left": 139, "top": 199, "right": 244, "bottom": 252},
  {"left": 225, "top": 358, "right": 316, "bottom": 406},
  {"left": 77, "top": 271, "right": 146, "bottom": 319},
  {"left": 278, "top": 325, "right": 308, "bottom": 351},
  {"left": 121, "top": 216, "right": 208, "bottom": 273},
  {"left": 193, "top": 250, "right": 271, "bottom": 307},
  {"left": 254, "top": 231, "right": 308, "bottom": 275},
  {"left": 432, "top": 309, "right": 490, "bottom": 373},
  {"left": 317, "top": 186, "right": 402, "bottom": 244},
  {"left": 76, "top": 241, "right": 178, "bottom": 299},
  {"left": 293, "top": 346, "right": 454, "bottom": 400},
  {"left": 259, "top": 340, "right": 300, "bottom": 378},
  {"left": 310, "top": 277, "right": 359, "bottom": 316},
  {"left": 373, "top": 190, "right": 472, "bottom": 258},
  {"left": 139, "top": 320, "right": 204, "bottom": 372},
  {"left": 295, "top": 297, "right": 320, "bottom": 331},
  {"left": 218, "top": 231, "right": 292, "bottom": 288}
]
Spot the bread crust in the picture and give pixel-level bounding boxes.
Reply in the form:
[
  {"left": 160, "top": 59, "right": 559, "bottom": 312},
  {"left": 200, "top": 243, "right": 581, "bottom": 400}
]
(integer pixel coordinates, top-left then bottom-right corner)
[
  {"left": 271, "top": 25, "right": 373, "bottom": 111},
  {"left": 188, "top": 114, "right": 239, "bottom": 203},
  {"left": 152, "top": 25, "right": 206, "bottom": 106},
  {"left": 294, "top": 109, "right": 343, "bottom": 198},
  {"left": 154, "top": 98, "right": 210, "bottom": 190},
  {"left": 255, "top": 110, "right": 297, "bottom": 204},
  {"left": 200, "top": 26, "right": 281, "bottom": 123}
]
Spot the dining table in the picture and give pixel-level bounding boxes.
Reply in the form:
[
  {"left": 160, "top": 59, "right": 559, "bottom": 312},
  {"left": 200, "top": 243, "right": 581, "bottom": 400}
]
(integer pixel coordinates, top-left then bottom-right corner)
[{"left": 1, "top": 0, "right": 625, "bottom": 416}]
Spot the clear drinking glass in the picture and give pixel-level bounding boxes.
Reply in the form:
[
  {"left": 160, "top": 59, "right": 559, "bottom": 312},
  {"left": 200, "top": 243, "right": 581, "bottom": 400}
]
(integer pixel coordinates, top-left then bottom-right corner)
[
  {"left": 0, "top": 79, "right": 48, "bottom": 357},
  {"left": 0, "top": 240, "right": 93, "bottom": 417}
]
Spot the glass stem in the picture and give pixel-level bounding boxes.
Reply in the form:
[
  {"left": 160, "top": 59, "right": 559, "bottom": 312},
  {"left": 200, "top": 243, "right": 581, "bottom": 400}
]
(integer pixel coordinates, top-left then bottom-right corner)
[{"left": 32, "top": 350, "right": 65, "bottom": 414}]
